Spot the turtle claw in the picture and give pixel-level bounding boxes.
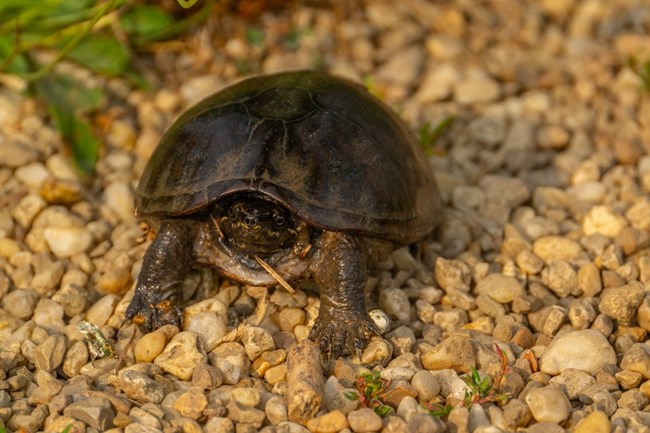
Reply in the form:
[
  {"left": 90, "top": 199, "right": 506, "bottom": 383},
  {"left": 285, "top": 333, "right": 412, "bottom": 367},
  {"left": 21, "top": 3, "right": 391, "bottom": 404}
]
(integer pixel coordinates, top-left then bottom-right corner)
[
  {"left": 125, "top": 291, "right": 182, "bottom": 332},
  {"left": 309, "top": 307, "right": 379, "bottom": 359}
]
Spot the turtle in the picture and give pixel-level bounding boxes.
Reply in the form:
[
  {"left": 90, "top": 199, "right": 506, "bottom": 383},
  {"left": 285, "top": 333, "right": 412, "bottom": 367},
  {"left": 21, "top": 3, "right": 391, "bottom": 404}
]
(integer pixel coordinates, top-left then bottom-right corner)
[{"left": 125, "top": 70, "right": 441, "bottom": 358}]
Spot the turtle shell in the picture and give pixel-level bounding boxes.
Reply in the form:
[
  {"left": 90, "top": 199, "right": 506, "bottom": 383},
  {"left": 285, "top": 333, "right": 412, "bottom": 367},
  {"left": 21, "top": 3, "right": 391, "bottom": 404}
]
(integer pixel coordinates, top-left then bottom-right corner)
[{"left": 136, "top": 70, "right": 440, "bottom": 245}]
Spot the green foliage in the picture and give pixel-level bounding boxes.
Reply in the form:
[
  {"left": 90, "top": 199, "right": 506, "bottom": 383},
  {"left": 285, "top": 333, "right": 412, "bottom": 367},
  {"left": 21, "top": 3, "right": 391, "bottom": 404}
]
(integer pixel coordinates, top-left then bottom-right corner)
[
  {"left": 418, "top": 115, "right": 455, "bottom": 156},
  {"left": 461, "top": 345, "right": 510, "bottom": 409},
  {"left": 424, "top": 401, "right": 453, "bottom": 418},
  {"left": 344, "top": 369, "right": 393, "bottom": 417},
  {"left": 626, "top": 54, "right": 650, "bottom": 93},
  {"left": 0, "top": 0, "right": 211, "bottom": 174}
]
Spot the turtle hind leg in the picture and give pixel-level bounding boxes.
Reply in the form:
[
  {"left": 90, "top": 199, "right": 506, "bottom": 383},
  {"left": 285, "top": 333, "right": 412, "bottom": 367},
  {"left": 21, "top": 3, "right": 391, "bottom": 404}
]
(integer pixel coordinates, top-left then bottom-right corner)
[
  {"left": 308, "top": 231, "right": 392, "bottom": 359},
  {"left": 125, "top": 219, "right": 196, "bottom": 331}
]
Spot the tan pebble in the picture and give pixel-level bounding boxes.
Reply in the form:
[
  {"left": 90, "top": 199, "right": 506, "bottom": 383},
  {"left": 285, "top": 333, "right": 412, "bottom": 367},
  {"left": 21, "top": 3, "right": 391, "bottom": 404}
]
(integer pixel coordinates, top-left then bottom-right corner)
[
  {"left": 174, "top": 387, "right": 208, "bottom": 419},
  {"left": 154, "top": 331, "right": 207, "bottom": 380},
  {"left": 135, "top": 330, "right": 168, "bottom": 363},
  {"left": 271, "top": 307, "right": 306, "bottom": 331},
  {"left": 474, "top": 273, "right": 524, "bottom": 303},
  {"left": 573, "top": 410, "right": 611, "bottom": 433},
  {"left": 347, "top": 408, "right": 383, "bottom": 433},
  {"left": 39, "top": 178, "right": 83, "bottom": 205},
  {"left": 43, "top": 226, "right": 92, "bottom": 258},
  {"left": 525, "top": 387, "right": 571, "bottom": 423},
  {"left": 421, "top": 335, "right": 475, "bottom": 371},
  {"left": 305, "top": 409, "right": 349, "bottom": 433},
  {"left": 583, "top": 205, "right": 627, "bottom": 237},
  {"left": 532, "top": 236, "right": 583, "bottom": 262},
  {"left": 0, "top": 238, "right": 21, "bottom": 258},
  {"left": 265, "top": 363, "right": 287, "bottom": 385},
  {"left": 231, "top": 387, "right": 261, "bottom": 407},
  {"left": 96, "top": 266, "right": 132, "bottom": 295}
]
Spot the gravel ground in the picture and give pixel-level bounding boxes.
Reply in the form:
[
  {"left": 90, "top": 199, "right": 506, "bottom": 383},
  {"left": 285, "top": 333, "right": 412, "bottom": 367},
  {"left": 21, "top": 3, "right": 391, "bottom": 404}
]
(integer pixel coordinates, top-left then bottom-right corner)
[{"left": 1, "top": 0, "right": 650, "bottom": 432}]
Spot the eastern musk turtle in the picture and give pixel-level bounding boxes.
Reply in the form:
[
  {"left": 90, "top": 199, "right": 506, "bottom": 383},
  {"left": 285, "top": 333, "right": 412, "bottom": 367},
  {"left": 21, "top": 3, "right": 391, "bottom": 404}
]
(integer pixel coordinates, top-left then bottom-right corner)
[{"left": 125, "top": 70, "right": 441, "bottom": 357}]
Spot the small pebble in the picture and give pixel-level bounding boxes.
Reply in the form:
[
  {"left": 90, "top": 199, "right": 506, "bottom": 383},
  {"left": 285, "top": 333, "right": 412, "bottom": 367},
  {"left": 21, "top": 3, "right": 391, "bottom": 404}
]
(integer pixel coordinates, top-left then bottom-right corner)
[
  {"left": 134, "top": 329, "right": 168, "bottom": 363},
  {"left": 583, "top": 205, "right": 627, "bottom": 237},
  {"left": 475, "top": 274, "right": 524, "bottom": 303},
  {"left": 43, "top": 226, "right": 92, "bottom": 258},
  {"left": 174, "top": 387, "right": 208, "bottom": 419},
  {"left": 154, "top": 332, "right": 207, "bottom": 381},
  {"left": 573, "top": 410, "right": 611, "bottom": 433},
  {"left": 305, "top": 409, "right": 349, "bottom": 433},
  {"left": 347, "top": 408, "right": 383, "bottom": 433},
  {"left": 212, "top": 342, "right": 250, "bottom": 385},
  {"left": 524, "top": 387, "right": 571, "bottom": 423},
  {"left": 411, "top": 370, "right": 440, "bottom": 401},
  {"left": 539, "top": 330, "right": 617, "bottom": 375}
]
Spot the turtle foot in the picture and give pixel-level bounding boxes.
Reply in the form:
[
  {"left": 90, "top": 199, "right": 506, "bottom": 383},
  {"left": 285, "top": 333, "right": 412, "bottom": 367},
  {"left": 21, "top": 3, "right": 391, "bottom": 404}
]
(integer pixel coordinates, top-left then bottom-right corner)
[
  {"left": 124, "top": 290, "right": 182, "bottom": 332},
  {"left": 308, "top": 306, "right": 379, "bottom": 360}
]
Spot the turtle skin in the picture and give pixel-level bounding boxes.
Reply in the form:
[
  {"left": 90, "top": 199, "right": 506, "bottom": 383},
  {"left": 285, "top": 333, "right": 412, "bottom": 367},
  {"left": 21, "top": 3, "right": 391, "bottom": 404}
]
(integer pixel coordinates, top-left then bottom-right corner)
[{"left": 125, "top": 70, "right": 440, "bottom": 359}]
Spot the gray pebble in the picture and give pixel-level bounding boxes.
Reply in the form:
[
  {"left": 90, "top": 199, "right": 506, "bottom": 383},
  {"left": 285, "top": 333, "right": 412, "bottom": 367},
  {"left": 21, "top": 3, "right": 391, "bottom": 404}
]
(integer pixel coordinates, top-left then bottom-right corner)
[
  {"left": 410, "top": 370, "right": 440, "bottom": 401},
  {"left": 323, "top": 376, "right": 358, "bottom": 414},
  {"left": 265, "top": 395, "right": 288, "bottom": 425},
  {"left": 63, "top": 396, "right": 115, "bottom": 431},
  {"left": 347, "top": 408, "right": 383, "bottom": 432},
  {"left": 379, "top": 288, "right": 412, "bottom": 321},
  {"left": 116, "top": 369, "right": 165, "bottom": 404},
  {"left": 525, "top": 387, "right": 571, "bottom": 424},
  {"left": 386, "top": 326, "right": 416, "bottom": 356}
]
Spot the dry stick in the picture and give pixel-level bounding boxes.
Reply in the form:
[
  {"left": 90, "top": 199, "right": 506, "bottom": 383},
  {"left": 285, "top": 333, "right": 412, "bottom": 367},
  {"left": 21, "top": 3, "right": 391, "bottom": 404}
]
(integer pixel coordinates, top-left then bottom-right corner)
[
  {"left": 286, "top": 339, "right": 324, "bottom": 423},
  {"left": 255, "top": 256, "right": 296, "bottom": 294}
]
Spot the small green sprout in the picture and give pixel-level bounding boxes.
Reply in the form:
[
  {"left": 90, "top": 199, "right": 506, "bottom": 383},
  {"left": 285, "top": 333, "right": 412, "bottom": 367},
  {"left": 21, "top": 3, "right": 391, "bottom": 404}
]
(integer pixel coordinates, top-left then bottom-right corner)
[
  {"left": 423, "top": 401, "right": 453, "bottom": 419},
  {"left": 344, "top": 370, "right": 393, "bottom": 417},
  {"left": 461, "top": 344, "right": 510, "bottom": 408},
  {"left": 626, "top": 55, "right": 650, "bottom": 93},
  {"left": 418, "top": 116, "right": 455, "bottom": 156}
]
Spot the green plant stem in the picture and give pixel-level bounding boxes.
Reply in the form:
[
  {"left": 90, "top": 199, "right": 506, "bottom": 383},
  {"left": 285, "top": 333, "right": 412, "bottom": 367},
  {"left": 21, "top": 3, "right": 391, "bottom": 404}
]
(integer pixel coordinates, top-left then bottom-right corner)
[{"left": 25, "top": 0, "right": 120, "bottom": 82}]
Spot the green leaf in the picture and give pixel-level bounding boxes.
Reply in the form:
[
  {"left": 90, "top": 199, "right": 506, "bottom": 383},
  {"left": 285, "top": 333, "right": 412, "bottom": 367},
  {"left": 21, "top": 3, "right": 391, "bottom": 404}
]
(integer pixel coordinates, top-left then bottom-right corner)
[
  {"left": 0, "top": 34, "right": 29, "bottom": 74},
  {"left": 177, "top": 0, "right": 199, "bottom": 8},
  {"left": 120, "top": 5, "right": 174, "bottom": 42},
  {"left": 67, "top": 33, "right": 129, "bottom": 76},
  {"left": 245, "top": 27, "right": 264, "bottom": 46},
  {"left": 34, "top": 74, "right": 103, "bottom": 174},
  {"left": 35, "top": 73, "right": 103, "bottom": 112},
  {"left": 344, "top": 391, "right": 359, "bottom": 401}
]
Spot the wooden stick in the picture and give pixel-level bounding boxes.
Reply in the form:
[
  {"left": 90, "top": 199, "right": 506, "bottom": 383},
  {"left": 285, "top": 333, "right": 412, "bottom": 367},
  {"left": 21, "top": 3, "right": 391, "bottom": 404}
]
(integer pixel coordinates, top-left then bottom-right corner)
[{"left": 286, "top": 339, "right": 323, "bottom": 423}]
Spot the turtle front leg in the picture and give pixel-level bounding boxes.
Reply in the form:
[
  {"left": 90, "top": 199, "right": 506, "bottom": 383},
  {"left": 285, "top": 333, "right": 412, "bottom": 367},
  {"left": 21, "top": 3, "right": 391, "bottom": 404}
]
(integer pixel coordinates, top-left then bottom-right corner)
[
  {"left": 125, "top": 219, "right": 197, "bottom": 331},
  {"left": 308, "top": 231, "right": 393, "bottom": 359}
]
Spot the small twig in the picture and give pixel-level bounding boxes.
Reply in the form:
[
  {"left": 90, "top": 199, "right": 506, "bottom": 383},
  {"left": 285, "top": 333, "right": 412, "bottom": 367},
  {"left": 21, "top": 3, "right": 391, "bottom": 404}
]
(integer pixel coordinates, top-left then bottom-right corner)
[{"left": 255, "top": 256, "right": 296, "bottom": 294}]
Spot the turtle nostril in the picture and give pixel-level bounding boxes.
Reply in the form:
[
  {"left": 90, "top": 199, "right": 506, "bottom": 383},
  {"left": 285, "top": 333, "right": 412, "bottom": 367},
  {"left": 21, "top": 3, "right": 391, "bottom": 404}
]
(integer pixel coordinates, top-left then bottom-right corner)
[{"left": 244, "top": 216, "right": 257, "bottom": 227}]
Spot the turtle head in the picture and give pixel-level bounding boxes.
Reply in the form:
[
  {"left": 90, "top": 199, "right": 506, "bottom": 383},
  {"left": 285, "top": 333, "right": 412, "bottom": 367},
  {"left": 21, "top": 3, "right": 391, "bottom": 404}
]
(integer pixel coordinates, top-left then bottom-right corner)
[{"left": 216, "top": 195, "right": 299, "bottom": 256}]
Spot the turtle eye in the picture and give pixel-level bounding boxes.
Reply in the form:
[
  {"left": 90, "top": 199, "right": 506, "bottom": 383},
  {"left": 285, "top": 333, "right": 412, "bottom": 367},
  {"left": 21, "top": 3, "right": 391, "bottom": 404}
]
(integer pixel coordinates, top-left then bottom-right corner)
[{"left": 273, "top": 214, "right": 285, "bottom": 227}]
